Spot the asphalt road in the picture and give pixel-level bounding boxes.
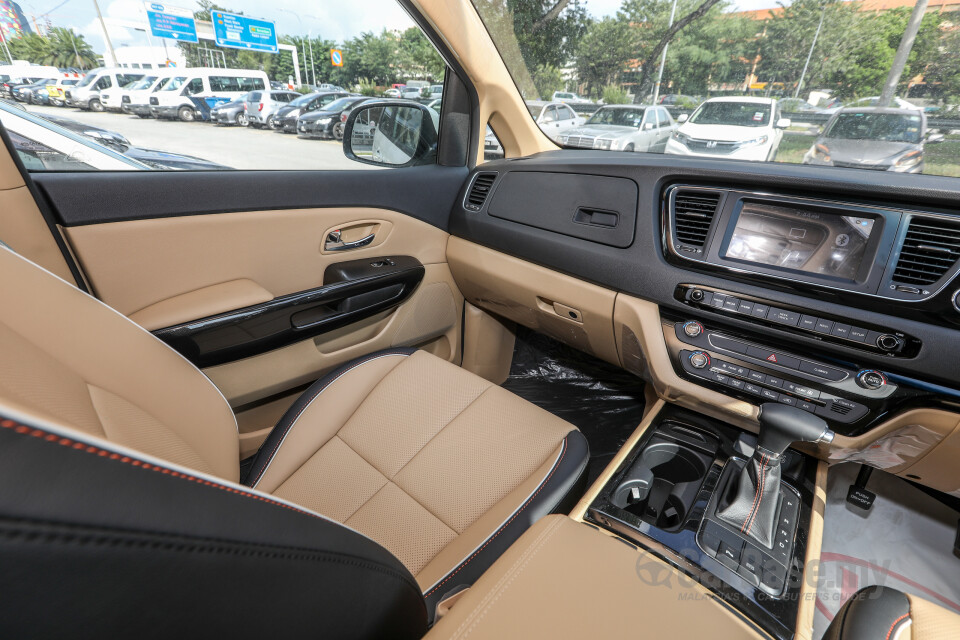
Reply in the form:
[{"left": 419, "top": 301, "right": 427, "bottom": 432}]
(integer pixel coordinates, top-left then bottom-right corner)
[{"left": 24, "top": 103, "right": 372, "bottom": 171}]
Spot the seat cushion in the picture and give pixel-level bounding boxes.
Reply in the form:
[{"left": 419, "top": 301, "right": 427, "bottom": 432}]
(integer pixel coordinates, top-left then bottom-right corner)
[{"left": 245, "top": 348, "right": 588, "bottom": 617}]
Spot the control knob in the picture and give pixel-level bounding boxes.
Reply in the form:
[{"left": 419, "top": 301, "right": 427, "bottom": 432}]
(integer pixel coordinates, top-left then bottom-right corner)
[
  {"left": 689, "top": 351, "right": 710, "bottom": 369},
  {"left": 683, "top": 320, "right": 704, "bottom": 338},
  {"left": 856, "top": 369, "right": 887, "bottom": 390},
  {"left": 876, "top": 334, "right": 903, "bottom": 353}
]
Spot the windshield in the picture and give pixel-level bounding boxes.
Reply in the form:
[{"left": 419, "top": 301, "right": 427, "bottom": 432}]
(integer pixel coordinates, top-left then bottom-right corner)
[
  {"left": 471, "top": 0, "right": 959, "bottom": 176},
  {"left": 689, "top": 102, "right": 770, "bottom": 127},
  {"left": 75, "top": 73, "right": 96, "bottom": 88},
  {"left": 289, "top": 93, "right": 317, "bottom": 107},
  {"left": 825, "top": 112, "right": 922, "bottom": 144},
  {"left": 324, "top": 97, "right": 363, "bottom": 111},
  {"left": 162, "top": 77, "right": 188, "bottom": 91},
  {"left": 126, "top": 77, "right": 157, "bottom": 90},
  {"left": 586, "top": 107, "right": 646, "bottom": 127}
]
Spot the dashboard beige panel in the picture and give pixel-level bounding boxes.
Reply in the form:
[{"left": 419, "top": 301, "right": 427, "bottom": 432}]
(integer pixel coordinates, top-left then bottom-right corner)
[{"left": 447, "top": 237, "right": 619, "bottom": 366}]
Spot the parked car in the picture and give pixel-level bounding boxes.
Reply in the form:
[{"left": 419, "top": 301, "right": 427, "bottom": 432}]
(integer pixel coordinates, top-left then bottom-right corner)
[
  {"left": 383, "top": 87, "right": 402, "bottom": 98},
  {"left": 10, "top": 78, "right": 57, "bottom": 104},
  {"left": 484, "top": 125, "right": 503, "bottom": 160},
  {"left": 243, "top": 89, "right": 301, "bottom": 128},
  {"left": 66, "top": 69, "right": 145, "bottom": 111},
  {"left": 778, "top": 98, "right": 824, "bottom": 113},
  {"left": 42, "top": 75, "right": 82, "bottom": 107},
  {"left": 0, "top": 64, "right": 60, "bottom": 97},
  {"left": 100, "top": 73, "right": 171, "bottom": 113},
  {"left": 802, "top": 107, "right": 940, "bottom": 173},
  {"left": 209, "top": 94, "right": 251, "bottom": 126},
  {"left": 665, "top": 96, "right": 789, "bottom": 161},
  {"left": 424, "top": 84, "right": 443, "bottom": 100},
  {"left": 149, "top": 68, "right": 268, "bottom": 121},
  {"left": 551, "top": 90, "right": 584, "bottom": 103},
  {"left": 271, "top": 91, "right": 352, "bottom": 132},
  {"left": 822, "top": 96, "right": 920, "bottom": 114},
  {"left": 400, "top": 86, "right": 424, "bottom": 99},
  {"left": 126, "top": 75, "right": 176, "bottom": 118},
  {"left": 558, "top": 104, "right": 676, "bottom": 152},
  {"left": 34, "top": 110, "right": 231, "bottom": 170},
  {"left": 526, "top": 100, "right": 586, "bottom": 142},
  {"left": 658, "top": 94, "right": 699, "bottom": 108},
  {"left": 297, "top": 96, "right": 373, "bottom": 139}
]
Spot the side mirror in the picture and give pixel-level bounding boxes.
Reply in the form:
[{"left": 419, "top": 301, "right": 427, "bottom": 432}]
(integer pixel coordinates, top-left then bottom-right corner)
[
  {"left": 677, "top": 113, "right": 688, "bottom": 123},
  {"left": 926, "top": 132, "right": 945, "bottom": 144},
  {"left": 343, "top": 100, "right": 439, "bottom": 167},
  {"left": 643, "top": 121, "right": 654, "bottom": 130},
  {"left": 776, "top": 118, "right": 791, "bottom": 129}
]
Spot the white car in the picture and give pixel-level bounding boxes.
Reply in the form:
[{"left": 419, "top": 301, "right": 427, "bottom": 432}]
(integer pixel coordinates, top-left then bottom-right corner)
[
  {"left": 552, "top": 91, "right": 585, "bottom": 103},
  {"left": 822, "top": 96, "right": 920, "bottom": 114},
  {"left": 665, "top": 96, "right": 790, "bottom": 162},
  {"left": 557, "top": 105, "right": 677, "bottom": 153},
  {"left": 526, "top": 101, "right": 586, "bottom": 142}
]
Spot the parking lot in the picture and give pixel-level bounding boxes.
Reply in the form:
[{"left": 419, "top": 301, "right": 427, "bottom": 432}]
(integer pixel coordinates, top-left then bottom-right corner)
[{"left": 24, "top": 104, "right": 370, "bottom": 171}]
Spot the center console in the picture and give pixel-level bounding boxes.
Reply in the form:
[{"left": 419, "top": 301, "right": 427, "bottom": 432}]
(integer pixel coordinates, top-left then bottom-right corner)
[{"left": 586, "top": 405, "right": 820, "bottom": 640}]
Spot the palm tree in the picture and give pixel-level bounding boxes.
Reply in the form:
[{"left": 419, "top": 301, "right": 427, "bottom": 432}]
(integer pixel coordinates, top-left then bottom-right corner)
[{"left": 46, "top": 28, "right": 98, "bottom": 70}]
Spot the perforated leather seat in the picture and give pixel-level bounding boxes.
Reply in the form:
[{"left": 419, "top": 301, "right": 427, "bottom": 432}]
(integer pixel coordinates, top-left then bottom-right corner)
[{"left": 0, "top": 244, "right": 589, "bottom": 616}]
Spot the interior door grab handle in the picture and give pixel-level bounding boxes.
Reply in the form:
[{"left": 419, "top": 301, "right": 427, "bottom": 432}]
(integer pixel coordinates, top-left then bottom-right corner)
[{"left": 326, "top": 232, "right": 376, "bottom": 251}]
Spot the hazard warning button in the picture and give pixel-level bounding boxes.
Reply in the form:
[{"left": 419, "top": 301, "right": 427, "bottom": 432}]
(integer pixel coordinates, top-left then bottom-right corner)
[{"left": 745, "top": 346, "right": 800, "bottom": 370}]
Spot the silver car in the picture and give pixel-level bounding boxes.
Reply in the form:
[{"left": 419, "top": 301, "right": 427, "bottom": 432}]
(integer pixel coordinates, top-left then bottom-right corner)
[
  {"left": 526, "top": 101, "right": 586, "bottom": 142},
  {"left": 243, "top": 90, "right": 301, "bottom": 128},
  {"left": 557, "top": 105, "right": 677, "bottom": 152},
  {"left": 802, "top": 107, "right": 942, "bottom": 173}
]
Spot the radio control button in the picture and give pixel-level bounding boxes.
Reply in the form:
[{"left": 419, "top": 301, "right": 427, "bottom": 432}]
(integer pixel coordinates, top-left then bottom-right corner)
[
  {"left": 876, "top": 334, "right": 903, "bottom": 353},
  {"left": 689, "top": 351, "right": 710, "bottom": 369},
  {"left": 849, "top": 326, "right": 869, "bottom": 342},
  {"left": 814, "top": 318, "right": 834, "bottom": 334},
  {"left": 798, "top": 360, "right": 847, "bottom": 382},
  {"left": 690, "top": 289, "right": 705, "bottom": 302},
  {"left": 767, "top": 308, "right": 801, "bottom": 326},
  {"left": 831, "top": 323, "right": 852, "bottom": 339},
  {"left": 748, "top": 370, "right": 766, "bottom": 383},
  {"left": 799, "top": 315, "right": 818, "bottom": 330},
  {"left": 723, "top": 297, "right": 740, "bottom": 311},
  {"left": 710, "top": 294, "right": 727, "bottom": 309},
  {"left": 751, "top": 303, "right": 770, "bottom": 319},
  {"left": 737, "top": 300, "right": 755, "bottom": 315}
]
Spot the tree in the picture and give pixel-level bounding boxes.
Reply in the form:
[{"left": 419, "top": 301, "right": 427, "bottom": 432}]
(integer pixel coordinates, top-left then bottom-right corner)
[
  {"left": 925, "top": 28, "right": 960, "bottom": 103},
  {"left": 658, "top": 8, "right": 754, "bottom": 95},
  {"left": 619, "top": 0, "right": 727, "bottom": 99},
  {"left": 575, "top": 17, "right": 636, "bottom": 98},
  {"left": 532, "top": 63, "right": 565, "bottom": 97}
]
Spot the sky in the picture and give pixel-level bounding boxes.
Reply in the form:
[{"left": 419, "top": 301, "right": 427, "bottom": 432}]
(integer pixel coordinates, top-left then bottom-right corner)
[{"left": 15, "top": 0, "right": 785, "bottom": 55}]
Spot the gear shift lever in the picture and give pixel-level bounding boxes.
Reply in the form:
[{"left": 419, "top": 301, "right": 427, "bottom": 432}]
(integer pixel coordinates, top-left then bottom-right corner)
[{"left": 717, "top": 403, "right": 834, "bottom": 548}]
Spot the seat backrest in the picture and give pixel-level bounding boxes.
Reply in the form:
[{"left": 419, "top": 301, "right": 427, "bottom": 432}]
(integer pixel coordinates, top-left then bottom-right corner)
[
  {"left": 0, "top": 406, "right": 427, "bottom": 639},
  {"left": 824, "top": 585, "right": 960, "bottom": 640},
  {"left": 0, "top": 244, "right": 240, "bottom": 480}
]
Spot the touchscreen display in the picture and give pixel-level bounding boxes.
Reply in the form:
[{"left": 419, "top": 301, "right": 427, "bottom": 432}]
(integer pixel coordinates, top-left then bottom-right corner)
[{"left": 724, "top": 203, "right": 875, "bottom": 281}]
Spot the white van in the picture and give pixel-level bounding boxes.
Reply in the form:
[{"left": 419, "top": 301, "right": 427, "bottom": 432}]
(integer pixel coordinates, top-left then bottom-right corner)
[
  {"left": 101, "top": 70, "right": 175, "bottom": 114},
  {"left": 0, "top": 64, "right": 61, "bottom": 96},
  {"left": 148, "top": 68, "right": 268, "bottom": 122},
  {"left": 66, "top": 68, "right": 146, "bottom": 111}
]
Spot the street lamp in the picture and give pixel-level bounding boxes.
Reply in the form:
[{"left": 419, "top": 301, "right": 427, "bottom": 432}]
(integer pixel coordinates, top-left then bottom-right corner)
[
  {"left": 280, "top": 9, "right": 316, "bottom": 87},
  {"left": 794, "top": 5, "right": 826, "bottom": 100},
  {"left": 652, "top": 0, "right": 679, "bottom": 106}
]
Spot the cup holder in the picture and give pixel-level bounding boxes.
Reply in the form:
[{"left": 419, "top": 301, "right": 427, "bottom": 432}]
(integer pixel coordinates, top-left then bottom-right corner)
[{"left": 611, "top": 434, "right": 713, "bottom": 531}]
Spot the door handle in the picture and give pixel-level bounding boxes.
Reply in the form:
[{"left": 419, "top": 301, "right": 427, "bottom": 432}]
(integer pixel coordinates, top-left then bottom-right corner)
[{"left": 325, "top": 231, "right": 376, "bottom": 252}]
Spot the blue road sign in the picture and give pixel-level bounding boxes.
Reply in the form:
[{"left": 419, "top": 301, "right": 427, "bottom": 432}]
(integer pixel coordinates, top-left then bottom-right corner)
[
  {"left": 210, "top": 10, "right": 278, "bottom": 54},
  {"left": 143, "top": 3, "right": 198, "bottom": 43}
]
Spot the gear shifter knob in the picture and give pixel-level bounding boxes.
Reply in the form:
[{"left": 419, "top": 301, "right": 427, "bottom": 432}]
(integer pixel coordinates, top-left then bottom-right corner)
[{"left": 757, "top": 403, "right": 835, "bottom": 459}]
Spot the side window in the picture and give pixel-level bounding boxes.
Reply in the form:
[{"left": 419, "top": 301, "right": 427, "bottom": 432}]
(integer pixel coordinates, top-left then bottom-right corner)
[
  {"left": 543, "top": 106, "right": 558, "bottom": 123},
  {"left": 660, "top": 108, "right": 671, "bottom": 127},
  {"left": 18, "top": 5, "right": 446, "bottom": 172},
  {"left": 559, "top": 106, "right": 574, "bottom": 121}
]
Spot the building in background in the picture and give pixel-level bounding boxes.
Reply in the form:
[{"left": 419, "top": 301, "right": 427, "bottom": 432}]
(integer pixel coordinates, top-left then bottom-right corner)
[{"left": 0, "top": 1, "right": 32, "bottom": 42}]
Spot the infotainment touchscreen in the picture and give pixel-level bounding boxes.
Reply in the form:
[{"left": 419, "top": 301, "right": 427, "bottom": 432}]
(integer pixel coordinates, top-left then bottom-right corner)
[{"left": 723, "top": 202, "right": 876, "bottom": 281}]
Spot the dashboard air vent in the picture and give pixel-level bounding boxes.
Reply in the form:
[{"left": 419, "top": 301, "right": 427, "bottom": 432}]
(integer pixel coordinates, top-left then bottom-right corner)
[
  {"left": 673, "top": 190, "right": 721, "bottom": 248},
  {"left": 892, "top": 216, "right": 960, "bottom": 286},
  {"left": 465, "top": 172, "right": 497, "bottom": 211}
]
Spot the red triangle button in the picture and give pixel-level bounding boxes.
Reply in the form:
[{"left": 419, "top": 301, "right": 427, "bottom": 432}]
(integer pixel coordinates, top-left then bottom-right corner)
[{"left": 766, "top": 354, "right": 778, "bottom": 363}]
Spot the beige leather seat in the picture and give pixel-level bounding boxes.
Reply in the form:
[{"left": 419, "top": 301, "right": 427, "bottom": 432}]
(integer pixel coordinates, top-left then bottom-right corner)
[{"left": 0, "top": 244, "right": 588, "bottom": 613}]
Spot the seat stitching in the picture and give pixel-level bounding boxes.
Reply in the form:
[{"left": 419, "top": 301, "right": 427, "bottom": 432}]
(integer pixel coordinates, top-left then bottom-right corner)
[
  {"left": 0, "top": 417, "right": 329, "bottom": 523},
  {"left": 250, "top": 351, "right": 412, "bottom": 487},
  {"left": 448, "top": 516, "right": 566, "bottom": 640},
  {"left": 390, "top": 385, "right": 493, "bottom": 484},
  {"left": 885, "top": 614, "right": 910, "bottom": 640},
  {"left": 423, "top": 437, "right": 567, "bottom": 598}
]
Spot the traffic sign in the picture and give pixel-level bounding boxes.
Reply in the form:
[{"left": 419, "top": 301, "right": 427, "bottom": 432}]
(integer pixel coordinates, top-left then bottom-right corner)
[
  {"left": 330, "top": 49, "right": 343, "bottom": 67},
  {"left": 144, "top": 2, "right": 198, "bottom": 43},
  {"left": 210, "top": 10, "right": 278, "bottom": 54}
]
